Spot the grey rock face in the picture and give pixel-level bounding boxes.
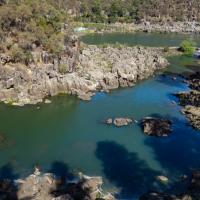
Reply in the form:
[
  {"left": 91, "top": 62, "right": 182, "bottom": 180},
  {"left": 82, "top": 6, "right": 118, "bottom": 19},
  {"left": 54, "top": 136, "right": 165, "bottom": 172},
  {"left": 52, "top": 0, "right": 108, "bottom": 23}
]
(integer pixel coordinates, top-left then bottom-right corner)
[
  {"left": 135, "top": 21, "right": 200, "bottom": 34},
  {"left": 0, "top": 46, "right": 168, "bottom": 106}
]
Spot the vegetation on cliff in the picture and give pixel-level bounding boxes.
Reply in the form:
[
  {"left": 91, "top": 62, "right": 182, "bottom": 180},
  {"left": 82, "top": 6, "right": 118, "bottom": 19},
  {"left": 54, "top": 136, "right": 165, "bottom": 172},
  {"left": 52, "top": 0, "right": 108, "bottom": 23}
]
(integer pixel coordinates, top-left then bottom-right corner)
[
  {"left": 0, "top": 0, "right": 73, "bottom": 65},
  {"left": 180, "top": 39, "right": 196, "bottom": 55},
  {"left": 69, "top": 0, "right": 200, "bottom": 23}
]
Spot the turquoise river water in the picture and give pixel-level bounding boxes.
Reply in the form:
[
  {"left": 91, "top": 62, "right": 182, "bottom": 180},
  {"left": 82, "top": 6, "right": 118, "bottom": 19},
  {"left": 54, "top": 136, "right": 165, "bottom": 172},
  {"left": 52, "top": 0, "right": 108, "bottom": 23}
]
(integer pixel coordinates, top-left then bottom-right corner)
[{"left": 0, "top": 33, "right": 200, "bottom": 199}]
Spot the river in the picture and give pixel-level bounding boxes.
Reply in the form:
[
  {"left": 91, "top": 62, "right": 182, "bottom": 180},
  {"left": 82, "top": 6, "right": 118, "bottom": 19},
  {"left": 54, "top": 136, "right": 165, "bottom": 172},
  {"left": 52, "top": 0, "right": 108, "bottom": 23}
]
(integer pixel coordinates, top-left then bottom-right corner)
[{"left": 0, "top": 33, "right": 200, "bottom": 199}]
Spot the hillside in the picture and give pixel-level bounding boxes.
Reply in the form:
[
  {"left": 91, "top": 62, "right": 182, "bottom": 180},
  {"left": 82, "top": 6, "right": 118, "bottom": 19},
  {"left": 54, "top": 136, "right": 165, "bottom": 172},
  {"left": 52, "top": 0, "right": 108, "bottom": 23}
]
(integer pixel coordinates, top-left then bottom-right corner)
[
  {"left": 0, "top": 0, "right": 78, "bottom": 70},
  {"left": 67, "top": 0, "right": 200, "bottom": 23}
]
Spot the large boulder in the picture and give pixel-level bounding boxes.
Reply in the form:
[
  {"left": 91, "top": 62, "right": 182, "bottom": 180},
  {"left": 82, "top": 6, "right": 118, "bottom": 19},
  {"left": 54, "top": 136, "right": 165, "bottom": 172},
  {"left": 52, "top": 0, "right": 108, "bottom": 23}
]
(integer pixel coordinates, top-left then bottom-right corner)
[
  {"left": 105, "top": 117, "right": 133, "bottom": 127},
  {"left": 141, "top": 117, "right": 172, "bottom": 137}
]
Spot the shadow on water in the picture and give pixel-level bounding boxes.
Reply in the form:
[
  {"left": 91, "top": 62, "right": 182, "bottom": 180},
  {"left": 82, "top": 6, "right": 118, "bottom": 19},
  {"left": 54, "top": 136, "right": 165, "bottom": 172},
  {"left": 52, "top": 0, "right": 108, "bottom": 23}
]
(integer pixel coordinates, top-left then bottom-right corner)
[
  {"left": 95, "top": 141, "right": 162, "bottom": 198},
  {"left": 0, "top": 163, "right": 18, "bottom": 200},
  {"left": 144, "top": 114, "right": 200, "bottom": 181},
  {"left": 155, "top": 72, "right": 188, "bottom": 89},
  {"left": 0, "top": 163, "right": 18, "bottom": 181},
  {"left": 49, "top": 161, "right": 91, "bottom": 200},
  {"left": 49, "top": 161, "right": 74, "bottom": 181}
]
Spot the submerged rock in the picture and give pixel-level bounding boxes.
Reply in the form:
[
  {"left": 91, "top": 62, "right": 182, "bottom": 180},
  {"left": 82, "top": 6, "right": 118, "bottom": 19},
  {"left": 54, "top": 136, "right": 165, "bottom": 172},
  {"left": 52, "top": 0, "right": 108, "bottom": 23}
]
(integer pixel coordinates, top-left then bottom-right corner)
[
  {"left": 140, "top": 170, "right": 200, "bottom": 200},
  {"left": 140, "top": 192, "right": 192, "bottom": 200},
  {"left": 44, "top": 99, "right": 52, "bottom": 104},
  {"left": 0, "top": 179, "right": 17, "bottom": 200},
  {"left": 0, "top": 133, "right": 5, "bottom": 144},
  {"left": 77, "top": 91, "right": 94, "bottom": 101},
  {"left": 189, "top": 170, "right": 200, "bottom": 199},
  {"left": 141, "top": 117, "right": 172, "bottom": 137},
  {"left": 156, "top": 176, "right": 169, "bottom": 184}
]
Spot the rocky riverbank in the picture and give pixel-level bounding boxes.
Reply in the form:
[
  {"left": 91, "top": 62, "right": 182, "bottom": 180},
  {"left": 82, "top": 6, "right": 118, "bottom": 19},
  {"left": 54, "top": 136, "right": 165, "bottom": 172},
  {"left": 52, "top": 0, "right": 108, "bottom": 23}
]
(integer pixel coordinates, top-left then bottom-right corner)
[
  {"left": 77, "top": 21, "right": 200, "bottom": 34},
  {"left": 176, "top": 72, "right": 200, "bottom": 130},
  {"left": 0, "top": 168, "right": 114, "bottom": 200},
  {"left": 140, "top": 170, "right": 200, "bottom": 200},
  {"left": 1, "top": 167, "right": 200, "bottom": 200},
  {"left": 135, "top": 21, "right": 200, "bottom": 34},
  {"left": 0, "top": 45, "right": 168, "bottom": 106}
]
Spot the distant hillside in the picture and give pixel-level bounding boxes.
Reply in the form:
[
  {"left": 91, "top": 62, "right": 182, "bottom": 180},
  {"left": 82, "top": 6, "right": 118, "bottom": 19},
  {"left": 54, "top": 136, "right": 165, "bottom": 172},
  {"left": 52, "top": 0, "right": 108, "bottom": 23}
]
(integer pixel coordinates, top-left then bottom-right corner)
[
  {"left": 66, "top": 0, "right": 200, "bottom": 23},
  {"left": 0, "top": 0, "right": 74, "bottom": 65}
]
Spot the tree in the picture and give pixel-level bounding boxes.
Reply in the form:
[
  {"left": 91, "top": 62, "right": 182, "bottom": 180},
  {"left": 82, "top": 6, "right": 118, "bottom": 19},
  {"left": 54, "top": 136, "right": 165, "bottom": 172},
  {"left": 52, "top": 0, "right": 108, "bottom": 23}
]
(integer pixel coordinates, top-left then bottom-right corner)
[{"left": 180, "top": 39, "right": 196, "bottom": 55}]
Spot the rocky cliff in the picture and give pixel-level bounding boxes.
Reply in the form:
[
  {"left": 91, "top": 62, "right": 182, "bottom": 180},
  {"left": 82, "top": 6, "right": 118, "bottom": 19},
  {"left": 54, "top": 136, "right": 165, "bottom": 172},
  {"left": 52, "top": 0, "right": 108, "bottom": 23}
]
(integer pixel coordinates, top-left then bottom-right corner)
[{"left": 0, "top": 45, "right": 168, "bottom": 106}]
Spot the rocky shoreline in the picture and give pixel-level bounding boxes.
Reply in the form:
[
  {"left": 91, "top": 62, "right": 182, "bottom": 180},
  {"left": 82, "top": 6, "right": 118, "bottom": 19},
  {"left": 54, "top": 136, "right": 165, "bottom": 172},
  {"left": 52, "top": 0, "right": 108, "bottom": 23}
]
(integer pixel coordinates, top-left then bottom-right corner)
[
  {"left": 1, "top": 167, "right": 200, "bottom": 200},
  {"left": 140, "top": 170, "right": 200, "bottom": 200},
  {"left": 176, "top": 72, "right": 200, "bottom": 130},
  {"left": 0, "top": 168, "right": 114, "bottom": 200},
  {"left": 135, "top": 21, "right": 200, "bottom": 34},
  {"left": 0, "top": 45, "right": 168, "bottom": 106},
  {"left": 78, "top": 21, "right": 200, "bottom": 34}
]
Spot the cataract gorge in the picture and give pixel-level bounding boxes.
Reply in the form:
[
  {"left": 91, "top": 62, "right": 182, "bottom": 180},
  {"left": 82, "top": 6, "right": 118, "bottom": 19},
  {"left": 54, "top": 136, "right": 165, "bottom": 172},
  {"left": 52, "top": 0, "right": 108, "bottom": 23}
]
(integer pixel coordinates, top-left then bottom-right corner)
[{"left": 1, "top": 0, "right": 200, "bottom": 200}]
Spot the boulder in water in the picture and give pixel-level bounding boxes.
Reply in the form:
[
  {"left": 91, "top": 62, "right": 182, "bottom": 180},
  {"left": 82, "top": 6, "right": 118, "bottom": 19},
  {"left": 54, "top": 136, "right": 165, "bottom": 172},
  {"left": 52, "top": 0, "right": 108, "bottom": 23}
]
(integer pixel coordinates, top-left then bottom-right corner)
[
  {"left": 113, "top": 118, "right": 133, "bottom": 127},
  {"left": 105, "top": 117, "right": 133, "bottom": 127},
  {"left": 141, "top": 117, "right": 172, "bottom": 137}
]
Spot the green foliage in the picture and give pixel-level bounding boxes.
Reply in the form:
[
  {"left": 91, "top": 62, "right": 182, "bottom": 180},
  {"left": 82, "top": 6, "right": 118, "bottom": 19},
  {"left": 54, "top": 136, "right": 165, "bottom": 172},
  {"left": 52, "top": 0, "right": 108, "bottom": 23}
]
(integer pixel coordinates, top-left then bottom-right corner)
[
  {"left": 73, "top": 0, "right": 200, "bottom": 23},
  {"left": 10, "top": 45, "right": 33, "bottom": 65},
  {"left": 180, "top": 40, "right": 196, "bottom": 55},
  {"left": 58, "top": 63, "right": 68, "bottom": 74},
  {"left": 0, "top": 0, "right": 70, "bottom": 59}
]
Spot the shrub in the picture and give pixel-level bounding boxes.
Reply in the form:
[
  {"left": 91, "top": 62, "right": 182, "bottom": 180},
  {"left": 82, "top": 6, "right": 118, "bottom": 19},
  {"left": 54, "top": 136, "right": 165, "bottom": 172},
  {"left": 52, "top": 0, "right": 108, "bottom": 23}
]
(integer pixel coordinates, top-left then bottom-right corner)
[
  {"left": 163, "top": 46, "right": 169, "bottom": 52},
  {"left": 0, "top": 0, "right": 69, "bottom": 59},
  {"left": 58, "top": 63, "right": 68, "bottom": 74},
  {"left": 180, "top": 39, "right": 196, "bottom": 55},
  {"left": 10, "top": 45, "right": 33, "bottom": 65}
]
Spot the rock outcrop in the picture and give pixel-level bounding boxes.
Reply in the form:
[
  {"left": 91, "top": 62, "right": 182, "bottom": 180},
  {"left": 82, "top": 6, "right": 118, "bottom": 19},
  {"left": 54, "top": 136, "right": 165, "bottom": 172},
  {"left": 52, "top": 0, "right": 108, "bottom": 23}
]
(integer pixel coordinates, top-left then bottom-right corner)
[
  {"left": 141, "top": 117, "right": 172, "bottom": 137},
  {"left": 105, "top": 117, "right": 133, "bottom": 127},
  {"left": 0, "top": 168, "right": 115, "bottom": 200},
  {"left": 140, "top": 169, "right": 200, "bottom": 200},
  {"left": 135, "top": 21, "right": 200, "bottom": 34},
  {"left": 84, "top": 21, "right": 200, "bottom": 34},
  {"left": 176, "top": 72, "right": 200, "bottom": 130},
  {"left": 0, "top": 45, "right": 168, "bottom": 106}
]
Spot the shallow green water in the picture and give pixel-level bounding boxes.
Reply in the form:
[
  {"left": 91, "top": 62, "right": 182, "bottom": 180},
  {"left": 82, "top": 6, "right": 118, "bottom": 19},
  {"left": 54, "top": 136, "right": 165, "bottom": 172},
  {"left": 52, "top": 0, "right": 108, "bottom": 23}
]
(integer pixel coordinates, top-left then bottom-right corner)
[
  {"left": 0, "top": 33, "right": 200, "bottom": 199},
  {"left": 82, "top": 32, "right": 200, "bottom": 47}
]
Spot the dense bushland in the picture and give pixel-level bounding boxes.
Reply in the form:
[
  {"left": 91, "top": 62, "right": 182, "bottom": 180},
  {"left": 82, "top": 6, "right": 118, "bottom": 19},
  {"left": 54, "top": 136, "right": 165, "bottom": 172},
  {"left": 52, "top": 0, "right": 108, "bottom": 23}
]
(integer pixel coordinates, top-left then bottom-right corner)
[
  {"left": 0, "top": 0, "right": 72, "bottom": 64},
  {"left": 69, "top": 0, "right": 200, "bottom": 23}
]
